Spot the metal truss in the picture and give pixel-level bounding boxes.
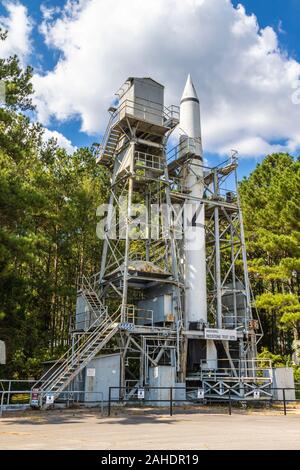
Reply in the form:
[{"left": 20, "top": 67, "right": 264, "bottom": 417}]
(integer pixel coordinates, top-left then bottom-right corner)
[
  {"left": 95, "top": 99, "right": 185, "bottom": 392},
  {"left": 202, "top": 378, "right": 273, "bottom": 400}
]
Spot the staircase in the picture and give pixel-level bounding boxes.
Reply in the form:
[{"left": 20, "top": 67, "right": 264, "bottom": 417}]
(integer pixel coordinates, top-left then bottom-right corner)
[
  {"left": 103, "top": 128, "right": 121, "bottom": 158},
  {"left": 33, "top": 278, "right": 121, "bottom": 407},
  {"left": 79, "top": 274, "right": 107, "bottom": 327},
  {"left": 96, "top": 115, "right": 122, "bottom": 166}
]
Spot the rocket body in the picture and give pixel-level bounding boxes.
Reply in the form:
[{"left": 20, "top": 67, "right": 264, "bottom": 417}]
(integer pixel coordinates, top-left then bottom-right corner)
[{"left": 180, "top": 75, "right": 207, "bottom": 325}]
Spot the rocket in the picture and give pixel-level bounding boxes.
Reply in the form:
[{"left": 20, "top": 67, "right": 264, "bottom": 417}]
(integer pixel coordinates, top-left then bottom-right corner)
[{"left": 179, "top": 75, "right": 207, "bottom": 326}]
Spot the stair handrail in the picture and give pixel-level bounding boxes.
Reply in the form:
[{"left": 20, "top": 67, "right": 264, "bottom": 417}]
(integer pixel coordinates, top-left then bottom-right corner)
[
  {"left": 31, "top": 315, "right": 105, "bottom": 391},
  {"left": 35, "top": 306, "right": 122, "bottom": 394},
  {"left": 48, "top": 322, "right": 120, "bottom": 394},
  {"left": 98, "top": 112, "right": 117, "bottom": 159},
  {"left": 32, "top": 304, "right": 121, "bottom": 392},
  {"left": 79, "top": 274, "right": 107, "bottom": 316},
  {"left": 100, "top": 99, "right": 179, "bottom": 140},
  {"left": 41, "top": 324, "right": 120, "bottom": 402},
  {"left": 89, "top": 271, "right": 101, "bottom": 289},
  {"left": 41, "top": 314, "right": 119, "bottom": 393},
  {"left": 43, "top": 306, "right": 120, "bottom": 387},
  {"left": 42, "top": 317, "right": 121, "bottom": 395}
]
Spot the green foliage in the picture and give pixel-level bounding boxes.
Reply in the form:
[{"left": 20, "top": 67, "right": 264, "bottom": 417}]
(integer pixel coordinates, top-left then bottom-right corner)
[
  {"left": 258, "top": 347, "right": 292, "bottom": 367},
  {"left": 0, "top": 34, "right": 109, "bottom": 377},
  {"left": 240, "top": 153, "right": 300, "bottom": 357},
  {"left": 258, "top": 347, "right": 300, "bottom": 382},
  {"left": 254, "top": 292, "right": 298, "bottom": 312},
  {"left": 0, "top": 28, "right": 34, "bottom": 112}
]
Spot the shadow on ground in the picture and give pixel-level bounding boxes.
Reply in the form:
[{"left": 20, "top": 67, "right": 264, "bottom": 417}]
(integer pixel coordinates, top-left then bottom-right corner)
[
  {"left": 1, "top": 406, "right": 226, "bottom": 426},
  {"left": 1, "top": 409, "right": 103, "bottom": 425},
  {"left": 1, "top": 403, "right": 294, "bottom": 425}
]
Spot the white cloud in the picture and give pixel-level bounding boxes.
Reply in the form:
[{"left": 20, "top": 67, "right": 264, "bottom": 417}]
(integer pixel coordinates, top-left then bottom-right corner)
[
  {"left": 278, "top": 20, "right": 286, "bottom": 35},
  {"left": 0, "top": 1, "right": 32, "bottom": 64},
  {"left": 43, "top": 128, "right": 77, "bottom": 154},
  {"left": 40, "top": 5, "right": 61, "bottom": 22},
  {"left": 0, "top": 3, "right": 76, "bottom": 154},
  {"left": 33, "top": 0, "right": 300, "bottom": 158}
]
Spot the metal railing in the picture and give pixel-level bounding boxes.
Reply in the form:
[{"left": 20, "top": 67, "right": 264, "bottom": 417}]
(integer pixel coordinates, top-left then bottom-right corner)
[
  {"left": 31, "top": 306, "right": 121, "bottom": 402},
  {"left": 111, "top": 98, "right": 178, "bottom": 130},
  {"left": 1, "top": 385, "right": 299, "bottom": 418},
  {"left": 169, "top": 176, "right": 189, "bottom": 194},
  {"left": 122, "top": 305, "right": 154, "bottom": 327},
  {"left": 167, "top": 137, "right": 201, "bottom": 164},
  {"left": 107, "top": 385, "right": 300, "bottom": 417},
  {"left": 97, "top": 111, "right": 118, "bottom": 160},
  {"left": 199, "top": 358, "right": 273, "bottom": 381},
  {"left": 88, "top": 271, "right": 102, "bottom": 290},
  {"left": 218, "top": 313, "right": 251, "bottom": 330},
  {"left": 98, "top": 99, "right": 179, "bottom": 162},
  {"left": 134, "top": 151, "right": 165, "bottom": 172},
  {"left": 112, "top": 98, "right": 179, "bottom": 126},
  {"left": 0, "top": 389, "right": 104, "bottom": 417},
  {"left": 76, "top": 274, "right": 108, "bottom": 331},
  {"left": 0, "top": 379, "right": 46, "bottom": 406}
]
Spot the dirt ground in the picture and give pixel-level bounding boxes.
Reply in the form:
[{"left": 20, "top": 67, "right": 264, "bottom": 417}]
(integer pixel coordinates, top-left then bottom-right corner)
[{"left": 0, "top": 406, "right": 300, "bottom": 450}]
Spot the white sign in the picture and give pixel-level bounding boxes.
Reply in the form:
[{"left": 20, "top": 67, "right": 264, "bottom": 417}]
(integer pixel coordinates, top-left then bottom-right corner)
[
  {"left": 119, "top": 323, "right": 134, "bottom": 331},
  {"left": 31, "top": 388, "right": 39, "bottom": 407},
  {"left": 138, "top": 388, "right": 145, "bottom": 399},
  {"left": 197, "top": 388, "right": 205, "bottom": 399},
  {"left": 87, "top": 368, "right": 96, "bottom": 377},
  {"left": 254, "top": 390, "right": 260, "bottom": 399},
  {"left": 204, "top": 328, "right": 237, "bottom": 341},
  {"left": 46, "top": 393, "right": 54, "bottom": 405}
]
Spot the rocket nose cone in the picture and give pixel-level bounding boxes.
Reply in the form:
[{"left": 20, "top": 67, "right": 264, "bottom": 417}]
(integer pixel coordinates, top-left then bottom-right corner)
[{"left": 181, "top": 74, "right": 199, "bottom": 103}]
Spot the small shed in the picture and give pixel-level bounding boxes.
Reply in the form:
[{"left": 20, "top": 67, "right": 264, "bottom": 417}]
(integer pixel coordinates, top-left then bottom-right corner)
[{"left": 116, "top": 77, "right": 164, "bottom": 126}]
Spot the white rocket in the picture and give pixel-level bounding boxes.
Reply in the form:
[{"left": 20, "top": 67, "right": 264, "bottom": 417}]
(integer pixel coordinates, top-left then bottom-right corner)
[{"left": 179, "top": 75, "right": 207, "bottom": 325}]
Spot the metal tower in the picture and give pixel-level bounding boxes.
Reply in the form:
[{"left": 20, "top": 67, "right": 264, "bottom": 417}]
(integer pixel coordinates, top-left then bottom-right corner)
[
  {"left": 96, "top": 77, "right": 185, "bottom": 392},
  {"left": 33, "top": 76, "right": 272, "bottom": 407}
]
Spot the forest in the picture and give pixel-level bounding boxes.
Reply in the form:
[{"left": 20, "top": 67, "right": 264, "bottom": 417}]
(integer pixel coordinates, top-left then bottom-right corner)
[{"left": 0, "top": 34, "right": 299, "bottom": 379}]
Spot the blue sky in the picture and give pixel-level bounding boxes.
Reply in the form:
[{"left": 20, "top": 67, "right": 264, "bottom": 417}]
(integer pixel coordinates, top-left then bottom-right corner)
[
  {"left": 1, "top": 0, "right": 300, "bottom": 178},
  {"left": 232, "top": 0, "right": 300, "bottom": 61}
]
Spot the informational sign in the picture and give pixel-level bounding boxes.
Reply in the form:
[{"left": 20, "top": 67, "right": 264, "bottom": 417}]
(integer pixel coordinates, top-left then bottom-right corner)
[
  {"left": 253, "top": 390, "right": 260, "bottom": 399},
  {"left": 249, "top": 319, "right": 259, "bottom": 330},
  {"left": 204, "top": 328, "right": 237, "bottom": 341},
  {"left": 119, "top": 323, "right": 135, "bottom": 331},
  {"left": 46, "top": 393, "right": 54, "bottom": 405},
  {"left": 31, "top": 388, "right": 39, "bottom": 407},
  {"left": 87, "top": 368, "right": 96, "bottom": 377},
  {"left": 197, "top": 388, "right": 205, "bottom": 399},
  {"left": 137, "top": 388, "right": 145, "bottom": 400}
]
